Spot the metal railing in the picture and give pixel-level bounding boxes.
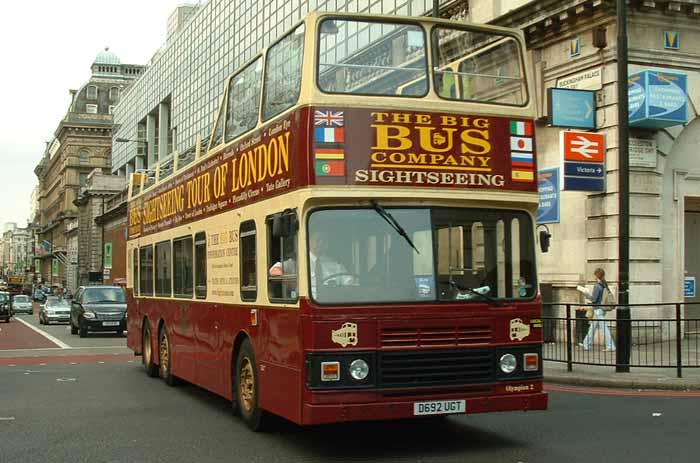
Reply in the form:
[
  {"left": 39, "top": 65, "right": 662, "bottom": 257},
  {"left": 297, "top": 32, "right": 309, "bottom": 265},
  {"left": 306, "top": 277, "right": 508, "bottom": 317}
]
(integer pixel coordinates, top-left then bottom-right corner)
[{"left": 542, "top": 302, "right": 700, "bottom": 378}]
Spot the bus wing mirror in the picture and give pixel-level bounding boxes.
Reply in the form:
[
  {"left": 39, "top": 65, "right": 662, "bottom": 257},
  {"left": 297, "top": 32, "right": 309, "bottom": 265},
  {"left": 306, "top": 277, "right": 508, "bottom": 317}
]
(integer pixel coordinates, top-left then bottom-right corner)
[
  {"left": 272, "top": 211, "right": 297, "bottom": 238},
  {"left": 539, "top": 230, "right": 551, "bottom": 253}
]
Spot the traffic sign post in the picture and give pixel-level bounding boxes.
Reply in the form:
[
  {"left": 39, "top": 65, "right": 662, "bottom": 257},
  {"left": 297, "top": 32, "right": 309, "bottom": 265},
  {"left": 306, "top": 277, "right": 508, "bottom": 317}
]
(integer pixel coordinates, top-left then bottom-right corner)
[{"left": 560, "top": 131, "right": 606, "bottom": 192}]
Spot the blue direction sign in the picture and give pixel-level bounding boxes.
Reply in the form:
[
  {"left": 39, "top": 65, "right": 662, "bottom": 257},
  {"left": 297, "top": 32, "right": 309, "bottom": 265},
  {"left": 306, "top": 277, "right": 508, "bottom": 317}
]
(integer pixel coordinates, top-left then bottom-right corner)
[
  {"left": 537, "top": 168, "right": 560, "bottom": 224},
  {"left": 548, "top": 88, "right": 596, "bottom": 129},
  {"left": 563, "top": 176, "right": 605, "bottom": 192},
  {"left": 564, "top": 162, "right": 605, "bottom": 178},
  {"left": 629, "top": 70, "right": 688, "bottom": 129},
  {"left": 685, "top": 277, "right": 696, "bottom": 298}
]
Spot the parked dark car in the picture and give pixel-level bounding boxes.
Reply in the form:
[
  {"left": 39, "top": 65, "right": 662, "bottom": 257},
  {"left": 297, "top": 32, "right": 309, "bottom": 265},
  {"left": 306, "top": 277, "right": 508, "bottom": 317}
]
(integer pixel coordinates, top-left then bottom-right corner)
[
  {"left": 0, "top": 292, "right": 11, "bottom": 322},
  {"left": 70, "top": 286, "right": 127, "bottom": 337}
]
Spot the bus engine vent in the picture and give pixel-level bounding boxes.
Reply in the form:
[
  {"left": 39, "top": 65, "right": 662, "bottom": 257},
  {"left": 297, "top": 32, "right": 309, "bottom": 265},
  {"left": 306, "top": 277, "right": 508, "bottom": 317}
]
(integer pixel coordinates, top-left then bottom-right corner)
[
  {"left": 377, "top": 349, "right": 495, "bottom": 388},
  {"left": 380, "top": 325, "right": 492, "bottom": 348}
]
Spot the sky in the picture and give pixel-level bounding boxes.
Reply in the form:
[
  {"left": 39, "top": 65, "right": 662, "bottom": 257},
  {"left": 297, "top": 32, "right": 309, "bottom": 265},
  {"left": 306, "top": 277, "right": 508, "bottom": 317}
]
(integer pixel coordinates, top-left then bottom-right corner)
[{"left": 0, "top": 0, "right": 193, "bottom": 228}]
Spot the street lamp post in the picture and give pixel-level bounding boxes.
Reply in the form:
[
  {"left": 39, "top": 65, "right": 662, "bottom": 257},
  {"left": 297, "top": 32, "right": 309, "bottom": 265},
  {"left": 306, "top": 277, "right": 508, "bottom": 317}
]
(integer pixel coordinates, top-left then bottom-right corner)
[{"left": 114, "top": 137, "right": 148, "bottom": 171}]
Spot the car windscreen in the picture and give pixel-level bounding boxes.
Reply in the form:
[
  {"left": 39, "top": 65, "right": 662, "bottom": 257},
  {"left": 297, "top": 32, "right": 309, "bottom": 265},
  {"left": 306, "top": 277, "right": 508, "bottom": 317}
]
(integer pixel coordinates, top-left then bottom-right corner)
[
  {"left": 14, "top": 296, "right": 29, "bottom": 302},
  {"left": 46, "top": 300, "right": 70, "bottom": 308},
  {"left": 83, "top": 288, "right": 126, "bottom": 304}
]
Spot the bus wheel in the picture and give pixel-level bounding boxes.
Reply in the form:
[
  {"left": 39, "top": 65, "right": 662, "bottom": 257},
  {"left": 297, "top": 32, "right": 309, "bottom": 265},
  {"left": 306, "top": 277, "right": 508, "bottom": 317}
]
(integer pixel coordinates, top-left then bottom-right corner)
[
  {"left": 235, "top": 339, "right": 267, "bottom": 431},
  {"left": 158, "top": 326, "right": 177, "bottom": 386},
  {"left": 142, "top": 323, "right": 158, "bottom": 377}
]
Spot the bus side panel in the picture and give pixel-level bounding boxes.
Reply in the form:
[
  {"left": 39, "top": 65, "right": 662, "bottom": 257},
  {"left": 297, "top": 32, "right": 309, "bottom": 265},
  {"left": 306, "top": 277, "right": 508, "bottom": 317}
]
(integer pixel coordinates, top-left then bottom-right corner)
[
  {"left": 256, "top": 308, "right": 303, "bottom": 424},
  {"left": 126, "top": 289, "right": 142, "bottom": 354}
]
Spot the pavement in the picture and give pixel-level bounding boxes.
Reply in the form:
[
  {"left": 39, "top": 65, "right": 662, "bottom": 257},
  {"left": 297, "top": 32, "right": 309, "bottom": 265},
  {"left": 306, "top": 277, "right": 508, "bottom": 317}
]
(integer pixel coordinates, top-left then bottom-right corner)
[{"left": 544, "top": 360, "right": 700, "bottom": 391}]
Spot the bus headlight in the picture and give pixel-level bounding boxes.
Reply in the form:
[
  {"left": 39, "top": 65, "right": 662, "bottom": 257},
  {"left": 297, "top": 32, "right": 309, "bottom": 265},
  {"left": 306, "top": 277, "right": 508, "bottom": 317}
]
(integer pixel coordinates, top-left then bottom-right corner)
[
  {"left": 349, "top": 359, "right": 369, "bottom": 381},
  {"left": 499, "top": 353, "right": 517, "bottom": 374}
]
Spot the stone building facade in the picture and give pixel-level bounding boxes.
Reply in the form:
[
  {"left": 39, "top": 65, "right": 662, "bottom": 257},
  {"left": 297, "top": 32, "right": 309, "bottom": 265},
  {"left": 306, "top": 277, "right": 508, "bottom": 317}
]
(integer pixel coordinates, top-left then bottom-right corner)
[
  {"left": 73, "top": 170, "right": 126, "bottom": 287},
  {"left": 467, "top": 0, "right": 700, "bottom": 325},
  {"left": 33, "top": 50, "right": 145, "bottom": 290}
]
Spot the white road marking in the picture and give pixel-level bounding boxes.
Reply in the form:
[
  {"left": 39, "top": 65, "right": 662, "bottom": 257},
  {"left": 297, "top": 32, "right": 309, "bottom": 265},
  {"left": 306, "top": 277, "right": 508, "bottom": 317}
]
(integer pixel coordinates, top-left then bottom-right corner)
[
  {"left": 0, "top": 417, "right": 16, "bottom": 421},
  {"left": 14, "top": 317, "right": 71, "bottom": 349},
  {"left": 652, "top": 412, "right": 662, "bottom": 417},
  {"left": 56, "top": 378, "right": 76, "bottom": 382}
]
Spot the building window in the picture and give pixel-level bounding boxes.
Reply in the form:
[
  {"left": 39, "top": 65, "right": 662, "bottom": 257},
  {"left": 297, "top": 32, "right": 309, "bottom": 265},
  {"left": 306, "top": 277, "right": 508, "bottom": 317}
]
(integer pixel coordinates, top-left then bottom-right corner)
[
  {"left": 262, "top": 23, "right": 305, "bottom": 121},
  {"left": 194, "top": 232, "right": 207, "bottom": 299},
  {"left": 79, "top": 150, "right": 89, "bottom": 164},
  {"left": 109, "top": 105, "right": 116, "bottom": 115},
  {"left": 267, "top": 211, "right": 298, "bottom": 302},
  {"left": 110, "top": 87, "right": 120, "bottom": 102},
  {"left": 86, "top": 104, "right": 98, "bottom": 114},
  {"left": 240, "top": 221, "right": 257, "bottom": 301},
  {"left": 139, "top": 246, "right": 153, "bottom": 296},
  {"left": 79, "top": 173, "right": 88, "bottom": 187},
  {"left": 173, "top": 236, "right": 193, "bottom": 298},
  {"left": 86, "top": 85, "right": 98, "bottom": 100},
  {"left": 155, "top": 240, "right": 172, "bottom": 297}
]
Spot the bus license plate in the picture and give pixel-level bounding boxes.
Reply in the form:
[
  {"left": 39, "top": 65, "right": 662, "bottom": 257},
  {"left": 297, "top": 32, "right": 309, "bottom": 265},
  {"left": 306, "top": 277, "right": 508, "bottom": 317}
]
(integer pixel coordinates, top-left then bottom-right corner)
[
  {"left": 102, "top": 321, "right": 120, "bottom": 326},
  {"left": 413, "top": 400, "right": 466, "bottom": 416}
]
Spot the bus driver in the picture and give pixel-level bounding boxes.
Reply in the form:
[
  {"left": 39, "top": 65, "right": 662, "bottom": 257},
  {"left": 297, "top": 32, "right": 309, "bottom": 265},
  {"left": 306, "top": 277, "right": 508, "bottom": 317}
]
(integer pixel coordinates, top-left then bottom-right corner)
[{"left": 309, "top": 231, "right": 355, "bottom": 298}]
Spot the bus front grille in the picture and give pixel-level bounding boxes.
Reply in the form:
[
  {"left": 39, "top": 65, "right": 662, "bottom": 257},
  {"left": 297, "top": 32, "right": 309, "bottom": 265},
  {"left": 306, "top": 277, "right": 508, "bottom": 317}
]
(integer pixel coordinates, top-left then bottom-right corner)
[
  {"left": 377, "top": 349, "right": 494, "bottom": 388},
  {"left": 380, "top": 325, "right": 492, "bottom": 348}
]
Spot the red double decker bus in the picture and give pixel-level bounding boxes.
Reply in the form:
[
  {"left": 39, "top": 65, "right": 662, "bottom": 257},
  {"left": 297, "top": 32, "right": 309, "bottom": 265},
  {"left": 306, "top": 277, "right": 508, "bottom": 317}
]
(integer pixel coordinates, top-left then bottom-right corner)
[{"left": 126, "top": 12, "right": 547, "bottom": 431}]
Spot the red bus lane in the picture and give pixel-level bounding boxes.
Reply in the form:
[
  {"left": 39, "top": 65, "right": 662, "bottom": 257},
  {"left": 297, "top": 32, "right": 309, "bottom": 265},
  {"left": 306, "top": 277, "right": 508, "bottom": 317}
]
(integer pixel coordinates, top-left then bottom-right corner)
[{"left": 0, "top": 320, "right": 61, "bottom": 350}]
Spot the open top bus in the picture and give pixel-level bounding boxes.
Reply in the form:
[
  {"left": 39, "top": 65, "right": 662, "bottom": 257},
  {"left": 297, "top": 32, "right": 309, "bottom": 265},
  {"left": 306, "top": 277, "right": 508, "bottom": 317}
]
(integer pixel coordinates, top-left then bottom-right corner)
[{"left": 126, "top": 12, "right": 546, "bottom": 431}]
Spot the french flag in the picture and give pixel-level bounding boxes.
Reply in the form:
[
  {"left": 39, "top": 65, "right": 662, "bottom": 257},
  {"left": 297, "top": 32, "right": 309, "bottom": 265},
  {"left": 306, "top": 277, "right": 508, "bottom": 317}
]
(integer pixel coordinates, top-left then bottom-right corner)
[{"left": 315, "top": 127, "right": 345, "bottom": 144}]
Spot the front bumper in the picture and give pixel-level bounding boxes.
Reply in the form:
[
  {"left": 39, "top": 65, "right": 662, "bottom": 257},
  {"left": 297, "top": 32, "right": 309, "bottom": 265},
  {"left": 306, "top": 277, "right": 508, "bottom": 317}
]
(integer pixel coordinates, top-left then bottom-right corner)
[
  {"left": 82, "top": 319, "right": 126, "bottom": 332},
  {"left": 14, "top": 306, "right": 33, "bottom": 314},
  {"left": 302, "top": 390, "right": 548, "bottom": 425},
  {"left": 45, "top": 314, "right": 70, "bottom": 323}
]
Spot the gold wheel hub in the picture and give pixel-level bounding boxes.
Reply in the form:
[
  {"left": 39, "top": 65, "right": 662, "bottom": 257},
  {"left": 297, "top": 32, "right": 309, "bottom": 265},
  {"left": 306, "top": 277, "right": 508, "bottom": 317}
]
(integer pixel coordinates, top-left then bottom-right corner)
[
  {"left": 239, "top": 357, "right": 255, "bottom": 414},
  {"left": 144, "top": 329, "right": 152, "bottom": 365},
  {"left": 159, "top": 333, "right": 169, "bottom": 376}
]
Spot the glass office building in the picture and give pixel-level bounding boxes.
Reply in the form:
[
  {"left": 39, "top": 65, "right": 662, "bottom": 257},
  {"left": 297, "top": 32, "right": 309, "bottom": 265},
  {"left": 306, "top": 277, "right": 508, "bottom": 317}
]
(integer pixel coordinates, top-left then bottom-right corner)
[{"left": 112, "top": 0, "right": 435, "bottom": 176}]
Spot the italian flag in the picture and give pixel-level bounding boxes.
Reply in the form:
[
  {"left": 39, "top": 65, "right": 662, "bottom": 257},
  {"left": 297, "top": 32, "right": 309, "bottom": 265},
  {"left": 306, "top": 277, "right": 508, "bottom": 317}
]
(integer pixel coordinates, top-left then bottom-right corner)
[{"left": 510, "top": 120, "right": 533, "bottom": 136}]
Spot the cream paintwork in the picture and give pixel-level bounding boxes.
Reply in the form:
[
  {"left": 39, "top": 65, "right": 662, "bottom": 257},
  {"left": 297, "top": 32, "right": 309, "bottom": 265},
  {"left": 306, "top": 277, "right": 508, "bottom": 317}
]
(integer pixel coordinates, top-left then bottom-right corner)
[{"left": 126, "top": 12, "right": 538, "bottom": 308}]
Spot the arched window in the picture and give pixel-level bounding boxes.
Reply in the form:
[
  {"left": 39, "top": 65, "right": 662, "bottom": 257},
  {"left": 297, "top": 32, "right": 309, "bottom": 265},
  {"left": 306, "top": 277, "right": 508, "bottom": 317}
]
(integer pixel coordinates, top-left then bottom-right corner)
[
  {"left": 79, "top": 149, "right": 89, "bottom": 164},
  {"left": 86, "top": 85, "right": 98, "bottom": 100},
  {"left": 109, "top": 87, "right": 120, "bottom": 102}
]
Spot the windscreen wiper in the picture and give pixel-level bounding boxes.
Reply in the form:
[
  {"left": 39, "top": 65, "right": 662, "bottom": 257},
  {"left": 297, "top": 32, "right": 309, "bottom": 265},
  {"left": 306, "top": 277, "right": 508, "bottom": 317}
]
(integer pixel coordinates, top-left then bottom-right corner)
[
  {"left": 448, "top": 280, "right": 502, "bottom": 307},
  {"left": 370, "top": 201, "right": 419, "bottom": 254}
]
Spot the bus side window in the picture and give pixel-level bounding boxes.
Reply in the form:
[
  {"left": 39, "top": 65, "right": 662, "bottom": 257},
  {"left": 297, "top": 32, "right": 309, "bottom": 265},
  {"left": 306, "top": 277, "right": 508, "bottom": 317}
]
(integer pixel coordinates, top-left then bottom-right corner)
[
  {"left": 267, "top": 213, "right": 298, "bottom": 302},
  {"left": 132, "top": 248, "right": 139, "bottom": 295},
  {"left": 155, "top": 241, "right": 172, "bottom": 297},
  {"left": 173, "top": 236, "right": 194, "bottom": 298},
  {"left": 262, "top": 23, "right": 305, "bottom": 121},
  {"left": 195, "top": 232, "right": 207, "bottom": 299},
  {"left": 240, "top": 221, "right": 257, "bottom": 302},
  {"left": 225, "top": 57, "right": 263, "bottom": 142},
  {"left": 139, "top": 246, "right": 153, "bottom": 297}
]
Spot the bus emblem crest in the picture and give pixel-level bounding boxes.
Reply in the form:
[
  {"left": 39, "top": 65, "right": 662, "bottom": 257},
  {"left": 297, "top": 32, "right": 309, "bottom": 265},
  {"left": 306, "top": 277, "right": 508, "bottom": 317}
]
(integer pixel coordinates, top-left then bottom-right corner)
[
  {"left": 510, "top": 318, "right": 530, "bottom": 341},
  {"left": 332, "top": 322, "right": 358, "bottom": 347}
]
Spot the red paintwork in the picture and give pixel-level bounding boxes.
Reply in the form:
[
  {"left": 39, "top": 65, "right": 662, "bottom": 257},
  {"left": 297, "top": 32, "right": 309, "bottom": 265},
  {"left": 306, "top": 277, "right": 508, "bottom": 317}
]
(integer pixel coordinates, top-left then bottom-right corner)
[
  {"left": 127, "top": 289, "right": 547, "bottom": 426},
  {"left": 0, "top": 320, "right": 59, "bottom": 350}
]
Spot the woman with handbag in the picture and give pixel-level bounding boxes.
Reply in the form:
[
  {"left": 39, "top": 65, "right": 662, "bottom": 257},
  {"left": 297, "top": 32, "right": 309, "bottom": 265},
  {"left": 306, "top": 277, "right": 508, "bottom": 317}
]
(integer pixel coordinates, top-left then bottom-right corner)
[{"left": 579, "top": 268, "right": 616, "bottom": 352}]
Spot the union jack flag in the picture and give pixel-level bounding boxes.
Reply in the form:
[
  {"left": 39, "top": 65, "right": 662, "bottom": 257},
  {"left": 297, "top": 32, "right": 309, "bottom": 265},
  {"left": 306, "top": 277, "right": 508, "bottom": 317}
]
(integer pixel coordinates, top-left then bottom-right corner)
[{"left": 314, "top": 110, "right": 344, "bottom": 127}]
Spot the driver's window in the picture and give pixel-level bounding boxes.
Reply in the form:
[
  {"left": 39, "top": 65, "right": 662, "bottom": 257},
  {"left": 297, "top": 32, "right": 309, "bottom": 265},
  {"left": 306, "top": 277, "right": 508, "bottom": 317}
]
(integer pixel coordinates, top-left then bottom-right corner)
[{"left": 267, "top": 213, "right": 298, "bottom": 302}]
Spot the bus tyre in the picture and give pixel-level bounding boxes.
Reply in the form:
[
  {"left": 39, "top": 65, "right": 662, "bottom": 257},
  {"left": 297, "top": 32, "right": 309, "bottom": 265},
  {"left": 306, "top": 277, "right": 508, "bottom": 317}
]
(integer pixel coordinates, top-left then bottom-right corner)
[
  {"left": 158, "top": 326, "right": 178, "bottom": 386},
  {"left": 235, "top": 339, "right": 267, "bottom": 432},
  {"left": 142, "top": 323, "right": 158, "bottom": 378}
]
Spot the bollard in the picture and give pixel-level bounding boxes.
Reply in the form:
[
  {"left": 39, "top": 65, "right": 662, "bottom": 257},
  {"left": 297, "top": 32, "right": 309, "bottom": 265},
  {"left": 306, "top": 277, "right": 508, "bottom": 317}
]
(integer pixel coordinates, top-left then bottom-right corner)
[
  {"left": 676, "top": 303, "right": 682, "bottom": 378},
  {"left": 565, "top": 304, "right": 573, "bottom": 372}
]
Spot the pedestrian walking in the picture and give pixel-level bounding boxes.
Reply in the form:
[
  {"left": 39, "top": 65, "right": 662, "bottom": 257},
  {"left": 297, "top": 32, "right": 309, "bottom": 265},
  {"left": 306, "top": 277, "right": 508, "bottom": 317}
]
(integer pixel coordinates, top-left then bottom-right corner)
[{"left": 578, "top": 268, "right": 616, "bottom": 351}]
